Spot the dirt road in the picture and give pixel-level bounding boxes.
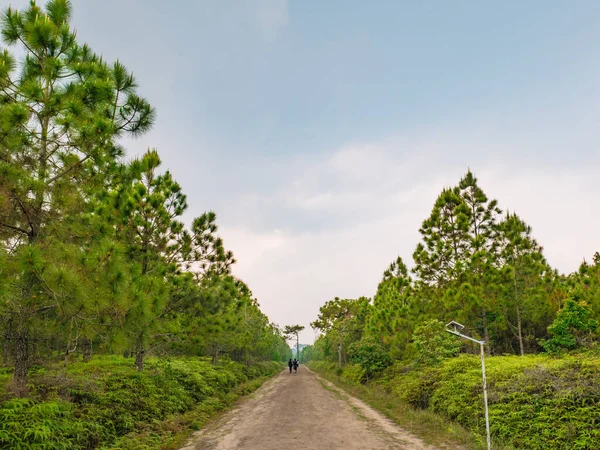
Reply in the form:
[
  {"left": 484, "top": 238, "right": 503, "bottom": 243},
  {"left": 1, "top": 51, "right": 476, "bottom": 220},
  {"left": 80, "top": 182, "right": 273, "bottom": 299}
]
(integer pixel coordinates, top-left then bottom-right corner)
[{"left": 180, "top": 367, "right": 437, "bottom": 450}]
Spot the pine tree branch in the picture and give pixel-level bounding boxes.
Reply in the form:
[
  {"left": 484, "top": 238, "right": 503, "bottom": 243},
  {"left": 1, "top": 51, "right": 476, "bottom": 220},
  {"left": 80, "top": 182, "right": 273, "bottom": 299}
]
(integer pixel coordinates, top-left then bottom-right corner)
[
  {"left": 14, "top": 196, "right": 35, "bottom": 236},
  {"left": 0, "top": 222, "right": 29, "bottom": 236},
  {"left": 46, "top": 153, "right": 92, "bottom": 185}
]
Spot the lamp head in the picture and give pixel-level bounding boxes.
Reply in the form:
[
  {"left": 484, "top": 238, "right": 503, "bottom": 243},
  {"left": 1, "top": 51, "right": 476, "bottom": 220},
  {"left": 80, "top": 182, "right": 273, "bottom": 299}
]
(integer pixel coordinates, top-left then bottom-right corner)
[{"left": 446, "top": 321, "right": 465, "bottom": 333}]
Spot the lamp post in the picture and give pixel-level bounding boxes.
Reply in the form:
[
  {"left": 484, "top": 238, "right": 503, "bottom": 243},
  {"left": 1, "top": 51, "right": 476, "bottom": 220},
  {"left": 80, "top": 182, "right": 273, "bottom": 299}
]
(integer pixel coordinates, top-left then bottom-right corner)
[{"left": 445, "top": 321, "right": 491, "bottom": 450}]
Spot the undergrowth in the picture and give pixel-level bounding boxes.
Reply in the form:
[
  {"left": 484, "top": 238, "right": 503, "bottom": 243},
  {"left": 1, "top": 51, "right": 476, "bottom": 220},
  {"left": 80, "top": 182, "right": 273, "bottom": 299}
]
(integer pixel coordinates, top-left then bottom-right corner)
[{"left": 0, "top": 356, "right": 281, "bottom": 449}]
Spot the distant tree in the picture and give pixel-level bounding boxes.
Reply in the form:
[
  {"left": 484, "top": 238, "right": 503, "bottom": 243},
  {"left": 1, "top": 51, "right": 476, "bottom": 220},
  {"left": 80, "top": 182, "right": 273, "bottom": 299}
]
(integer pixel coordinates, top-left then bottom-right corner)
[
  {"left": 267, "top": 324, "right": 293, "bottom": 362},
  {"left": 574, "top": 252, "right": 600, "bottom": 320},
  {"left": 458, "top": 170, "right": 502, "bottom": 350},
  {"left": 498, "top": 212, "right": 550, "bottom": 355},
  {"left": 112, "top": 150, "right": 186, "bottom": 371},
  {"left": 412, "top": 187, "right": 470, "bottom": 286},
  {"left": 459, "top": 170, "right": 501, "bottom": 255},
  {"left": 311, "top": 298, "right": 367, "bottom": 368},
  {"left": 283, "top": 324, "right": 305, "bottom": 361},
  {"left": 180, "top": 274, "right": 245, "bottom": 364},
  {"left": 365, "top": 256, "right": 413, "bottom": 359},
  {"left": 300, "top": 344, "right": 315, "bottom": 363},
  {"left": 412, "top": 171, "right": 502, "bottom": 352}
]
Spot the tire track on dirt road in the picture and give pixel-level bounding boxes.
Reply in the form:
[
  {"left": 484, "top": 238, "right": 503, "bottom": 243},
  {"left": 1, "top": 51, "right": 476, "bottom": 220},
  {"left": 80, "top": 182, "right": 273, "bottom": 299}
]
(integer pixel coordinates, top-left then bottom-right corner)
[{"left": 180, "top": 366, "right": 439, "bottom": 450}]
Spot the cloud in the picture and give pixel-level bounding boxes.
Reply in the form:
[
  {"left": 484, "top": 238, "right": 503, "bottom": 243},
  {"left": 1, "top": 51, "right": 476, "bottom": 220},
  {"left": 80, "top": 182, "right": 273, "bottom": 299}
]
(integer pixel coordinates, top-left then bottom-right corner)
[
  {"left": 218, "top": 132, "right": 600, "bottom": 345},
  {"left": 246, "top": 0, "right": 289, "bottom": 40}
]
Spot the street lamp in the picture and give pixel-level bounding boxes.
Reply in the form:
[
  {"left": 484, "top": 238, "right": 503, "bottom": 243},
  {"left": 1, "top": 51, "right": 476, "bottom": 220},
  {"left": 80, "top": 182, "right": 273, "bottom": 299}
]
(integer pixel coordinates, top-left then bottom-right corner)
[{"left": 445, "top": 321, "right": 491, "bottom": 450}]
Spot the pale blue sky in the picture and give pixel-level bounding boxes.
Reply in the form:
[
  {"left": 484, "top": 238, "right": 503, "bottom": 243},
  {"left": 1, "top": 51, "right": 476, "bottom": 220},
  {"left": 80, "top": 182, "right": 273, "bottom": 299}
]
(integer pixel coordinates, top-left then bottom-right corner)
[{"left": 7, "top": 1, "right": 600, "bottom": 343}]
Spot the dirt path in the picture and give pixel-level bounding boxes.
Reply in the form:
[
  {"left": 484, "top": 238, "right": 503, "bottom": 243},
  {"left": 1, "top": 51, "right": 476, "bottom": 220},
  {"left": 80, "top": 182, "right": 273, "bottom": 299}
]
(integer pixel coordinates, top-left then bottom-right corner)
[{"left": 180, "top": 366, "right": 438, "bottom": 450}]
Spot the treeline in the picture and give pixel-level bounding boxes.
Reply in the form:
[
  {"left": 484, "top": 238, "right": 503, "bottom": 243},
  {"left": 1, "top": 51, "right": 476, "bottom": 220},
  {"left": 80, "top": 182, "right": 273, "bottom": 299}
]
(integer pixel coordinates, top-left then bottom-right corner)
[
  {"left": 0, "top": 0, "right": 290, "bottom": 394},
  {"left": 310, "top": 170, "right": 599, "bottom": 374}
]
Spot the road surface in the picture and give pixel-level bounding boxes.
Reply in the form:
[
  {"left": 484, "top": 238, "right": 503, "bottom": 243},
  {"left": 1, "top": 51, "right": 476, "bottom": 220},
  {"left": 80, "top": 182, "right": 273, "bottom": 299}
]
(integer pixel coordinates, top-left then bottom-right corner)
[{"left": 180, "top": 366, "right": 438, "bottom": 450}]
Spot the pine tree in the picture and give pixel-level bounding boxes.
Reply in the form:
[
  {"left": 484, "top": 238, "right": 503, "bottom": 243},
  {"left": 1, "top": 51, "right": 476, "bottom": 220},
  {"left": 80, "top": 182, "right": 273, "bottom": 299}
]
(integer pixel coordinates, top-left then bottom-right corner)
[
  {"left": 413, "top": 187, "right": 470, "bottom": 286},
  {"left": 112, "top": 150, "right": 188, "bottom": 371},
  {"left": 458, "top": 170, "right": 502, "bottom": 351},
  {"left": 194, "top": 275, "right": 248, "bottom": 364},
  {"left": 0, "top": 0, "right": 154, "bottom": 388},
  {"left": 499, "top": 213, "right": 553, "bottom": 354},
  {"left": 574, "top": 252, "right": 600, "bottom": 320},
  {"left": 412, "top": 171, "right": 502, "bottom": 351},
  {"left": 365, "top": 256, "right": 413, "bottom": 359},
  {"left": 283, "top": 324, "right": 305, "bottom": 361},
  {"left": 311, "top": 298, "right": 368, "bottom": 367}
]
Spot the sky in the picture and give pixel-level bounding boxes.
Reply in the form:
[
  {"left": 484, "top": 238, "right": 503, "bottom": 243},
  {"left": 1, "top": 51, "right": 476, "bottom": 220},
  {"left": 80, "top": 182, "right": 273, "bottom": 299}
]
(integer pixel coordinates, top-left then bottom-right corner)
[{"left": 7, "top": 1, "right": 600, "bottom": 345}]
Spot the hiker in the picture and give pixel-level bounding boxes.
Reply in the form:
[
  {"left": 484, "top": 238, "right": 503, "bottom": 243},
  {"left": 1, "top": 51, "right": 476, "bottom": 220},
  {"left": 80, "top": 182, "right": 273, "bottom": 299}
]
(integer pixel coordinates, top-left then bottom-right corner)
[
  {"left": 293, "top": 359, "right": 299, "bottom": 373},
  {"left": 288, "top": 358, "right": 293, "bottom": 373}
]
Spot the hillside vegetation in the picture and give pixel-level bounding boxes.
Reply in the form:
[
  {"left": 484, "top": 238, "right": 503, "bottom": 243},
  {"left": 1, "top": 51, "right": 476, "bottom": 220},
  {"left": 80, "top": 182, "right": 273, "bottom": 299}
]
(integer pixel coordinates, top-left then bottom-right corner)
[
  {"left": 307, "top": 169, "right": 600, "bottom": 448},
  {"left": 0, "top": 356, "right": 280, "bottom": 449}
]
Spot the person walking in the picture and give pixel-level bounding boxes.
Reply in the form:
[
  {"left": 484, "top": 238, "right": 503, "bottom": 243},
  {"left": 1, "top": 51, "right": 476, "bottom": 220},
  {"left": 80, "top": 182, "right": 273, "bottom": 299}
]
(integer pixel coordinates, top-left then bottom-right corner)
[
  {"left": 293, "top": 359, "right": 299, "bottom": 373},
  {"left": 288, "top": 358, "right": 293, "bottom": 373}
]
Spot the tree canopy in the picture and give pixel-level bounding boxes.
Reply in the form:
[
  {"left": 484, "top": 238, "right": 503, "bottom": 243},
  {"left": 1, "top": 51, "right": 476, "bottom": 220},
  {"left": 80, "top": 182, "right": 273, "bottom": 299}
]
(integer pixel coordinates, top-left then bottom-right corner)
[
  {"left": 311, "top": 170, "right": 599, "bottom": 376},
  {"left": 0, "top": 0, "right": 290, "bottom": 392}
]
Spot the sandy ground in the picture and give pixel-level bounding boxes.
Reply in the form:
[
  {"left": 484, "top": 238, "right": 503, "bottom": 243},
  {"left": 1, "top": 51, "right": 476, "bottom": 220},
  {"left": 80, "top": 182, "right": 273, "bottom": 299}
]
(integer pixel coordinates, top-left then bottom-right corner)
[{"left": 180, "top": 366, "right": 438, "bottom": 450}]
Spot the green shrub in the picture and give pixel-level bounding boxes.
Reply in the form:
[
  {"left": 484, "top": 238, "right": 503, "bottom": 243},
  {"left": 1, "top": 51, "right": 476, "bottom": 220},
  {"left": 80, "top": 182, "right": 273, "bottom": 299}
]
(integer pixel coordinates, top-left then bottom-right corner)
[
  {"left": 0, "top": 356, "right": 280, "bottom": 449},
  {"left": 0, "top": 399, "right": 105, "bottom": 449},
  {"left": 541, "top": 298, "right": 598, "bottom": 353},
  {"left": 348, "top": 339, "right": 391, "bottom": 382},
  {"left": 411, "top": 319, "right": 461, "bottom": 366},
  {"left": 340, "top": 364, "right": 365, "bottom": 384},
  {"left": 390, "top": 354, "right": 600, "bottom": 449}
]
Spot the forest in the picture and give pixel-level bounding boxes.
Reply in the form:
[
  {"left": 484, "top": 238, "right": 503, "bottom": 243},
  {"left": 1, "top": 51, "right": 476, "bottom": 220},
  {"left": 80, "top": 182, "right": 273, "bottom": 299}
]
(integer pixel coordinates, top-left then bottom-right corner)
[
  {"left": 0, "top": 2, "right": 290, "bottom": 447},
  {"left": 306, "top": 169, "right": 600, "bottom": 448},
  {"left": 310, "top": 168, "right": 600, "bottom": 363}
]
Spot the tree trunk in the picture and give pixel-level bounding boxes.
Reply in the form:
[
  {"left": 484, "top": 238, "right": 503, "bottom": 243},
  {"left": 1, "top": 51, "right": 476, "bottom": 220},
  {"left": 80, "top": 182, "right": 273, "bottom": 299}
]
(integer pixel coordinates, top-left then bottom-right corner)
[
  {"left": 32, "top": 332, "right": 40, "bottom": 362},
  {"left": 62, "top": 346, "right": 70, "bottom": 378},
  {"left": 513, "top": 265, "right": 525, "bottom": 356},
  {"left": 338, "top": 329, "right": 343, "bottom": 368},
  {"left": 516, "top": 303, "right": 524, "bottom": 356},
  {"left": 2, "top": 342, "right": 8, "bottom": 367},
  {"left": 212, "top": 346, "right": 219, "bottom": 365},
  {"left": 2, "top": 318, "right": 12, "bottom": 367},
  {"left": 135, "top": 350, "right": 144, "bottom": 372},
  {"left": 62, "top": 320, "right": 74, "bottom": 376},
  {"left": 83, "top": 339, "right": 92, "bottom": 362},
  {"left": 135, "top": 338, "right": 144, "bottom": 372},
  {"left": 14, "top": 333, "right": 29, "bottom": 395},
  {"left": 296, "top": 334, "right": 299, "bottom": 362}
]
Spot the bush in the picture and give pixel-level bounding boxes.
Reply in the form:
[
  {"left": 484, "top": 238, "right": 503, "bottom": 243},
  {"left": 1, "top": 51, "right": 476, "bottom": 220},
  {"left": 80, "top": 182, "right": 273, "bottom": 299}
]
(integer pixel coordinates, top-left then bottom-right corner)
[
  {"left": 0, "top": 356, "right": 280, "bottom": 449},
  {"left": 348, "top": 339, "right": 391, "bottom": 382},
  {"left": 0, "top": 399, "right": 105, "bottom": 449},
  {"left": 541, "top": 298, "right": 598, "bottom": 353},
  {"left": 389, "top": 354, "right": 600, "bottom": 449},
  {"left": 340, "top": 364, "right": 366, "bottom": 384},
  {"left": 411, "top": 319, "right": 461, "bottom": 366}
]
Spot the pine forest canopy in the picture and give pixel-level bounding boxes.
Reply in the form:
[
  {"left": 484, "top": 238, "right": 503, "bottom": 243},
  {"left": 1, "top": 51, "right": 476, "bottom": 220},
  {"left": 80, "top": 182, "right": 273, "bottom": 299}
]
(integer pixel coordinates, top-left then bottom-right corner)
[
  {"left": 310, "top": 170, "right": 599, "bottom": 369},
  {"left": 0, "top": 0, "right": 291, "bottom": 392}
]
